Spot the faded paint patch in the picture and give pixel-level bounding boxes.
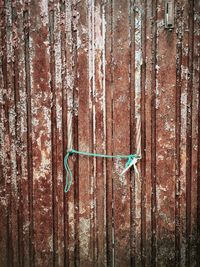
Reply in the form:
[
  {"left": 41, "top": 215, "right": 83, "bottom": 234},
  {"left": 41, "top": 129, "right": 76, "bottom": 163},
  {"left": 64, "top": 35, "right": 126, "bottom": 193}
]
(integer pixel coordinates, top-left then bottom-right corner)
[{"left": 79, "top": 218, "right": 90, "bottom": 257}]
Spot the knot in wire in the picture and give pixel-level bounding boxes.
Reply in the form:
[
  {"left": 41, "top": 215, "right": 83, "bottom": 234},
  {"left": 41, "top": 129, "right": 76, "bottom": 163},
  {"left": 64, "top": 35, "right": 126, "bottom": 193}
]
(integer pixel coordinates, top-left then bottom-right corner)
[{"left": 64, "top": 149, "right": 141, "bottom": 193}]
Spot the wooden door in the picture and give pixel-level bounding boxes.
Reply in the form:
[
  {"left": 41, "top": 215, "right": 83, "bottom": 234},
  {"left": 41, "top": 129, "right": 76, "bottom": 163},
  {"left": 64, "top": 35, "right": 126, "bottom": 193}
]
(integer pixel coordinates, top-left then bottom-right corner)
[{"left": 0, "top": 0, "right": 199, "bottom": 266}]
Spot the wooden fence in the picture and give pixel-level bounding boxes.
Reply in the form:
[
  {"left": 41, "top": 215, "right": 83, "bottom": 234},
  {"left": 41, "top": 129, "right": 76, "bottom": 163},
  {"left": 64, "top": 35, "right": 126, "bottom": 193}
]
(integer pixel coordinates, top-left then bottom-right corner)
[{"left": 0, "top": 0, "right": 200, "bottom": 266}]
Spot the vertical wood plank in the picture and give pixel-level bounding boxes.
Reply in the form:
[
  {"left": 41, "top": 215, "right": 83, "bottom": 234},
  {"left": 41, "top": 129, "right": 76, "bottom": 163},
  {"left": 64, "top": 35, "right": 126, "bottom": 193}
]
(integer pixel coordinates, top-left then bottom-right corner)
[
  {"left": 145, "top": 0, "right": 153, "bottom": 265},
  {"left": 175, "top": 2, "right": 183, "bottom": 265},
  {"left": 75, "top": 1, "right": 93, "bottom": 265},
  {"left": 190, "top": 1, "right": 199, "bottom": 265},
  {"left": 185, "top": 1, "right": 194, "bottom": 265},
  {"left": 93, "top": 1, "right": 107, "bottom": 265},
  {"left": 156, "top": 1, "right": 176, "bottom": 265},
  {"left": 196, "top": 3, "right": 200, "bottom": 266},
  {"left": 112, "top": 1, "right": 131, "bottom": 266},
  {"left": 140, "top": 0, "right": 149, "bottom": 265},
  {"left": 59, "top": 1, "right": 73, "bottom": 265},
  {"left": 129, "top": 1, "right": 136, "bottom": 265},
  {"left": 178, "top": 1, "right": 189, "bottom": 265},
  {"left": 88, "top": 1, "right": 96, "bottom": 264},
  {"left": 65, "top": 1, "right": 76, "bottom": 266},
  {"left": 49, "top": 0, "right": 65, "bottom": 266},
  {"left": 0, "top": 2, "right": 8, "bottom": 266},
  {"left": 54, "top": 1, "right": 65, "bottom": 265},
  {"left": 48, "top": 3, "right": 58, "bottom": 266},
  {"left": 12, "top": 1, "right": 29, "bottom": 265},
  {"left": 30, "top": 1, "right": 53, "bottom": 265},
  {"left": 104, "top": 0, "right": 114, "bottom": 266},
  {"left": 24, "top": 2, "right": 34, "bottom": 265},
  {"left": 5, "top": 0, "right": 19, "bottom": 265},
  {"left": 134, "top": 1, "right": 142, "bottom": 265},
  {"left": 150, "top": 0, "right": 157, "bottom": 265},
  {"left": 11, "top": 1, "right": 22, "bottom": 264}
]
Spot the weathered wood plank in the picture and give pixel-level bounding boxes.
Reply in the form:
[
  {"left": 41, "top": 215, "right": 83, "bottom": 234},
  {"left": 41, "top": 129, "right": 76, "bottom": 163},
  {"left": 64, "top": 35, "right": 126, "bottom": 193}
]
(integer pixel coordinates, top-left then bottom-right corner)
[
  {"left": 93, "top": 1, "right": 107, "bottom": 266},
  {"left": 0, "top": 2, "right": 8, "bottom": 266},
  {"left": 144, "top": 0, "right": 153, "bottom": 265},
  {"left": 0, "top": 1, "right": 199, "bottom": 266},
  {"left": 4, "top": 0, "right": 19, "bottom": 265},
  {"left": 29, "top": 1, "right": 53, "bottom": 265},
  {"left": 104, "top": 1, "right": 114, "bottom": 266},
  {"left": 150, "top": 0, "right": 158, "bottom": 265},
  {"left": 133, "top": 0, "right": 142, "bottom": 265},
  {"left": 156, "top": 1, "right": 176, "bottom": 265},
  {"left": 112, "top": 1, "right": 131, "bottom": 266},
  {"left": 75, "top": 1, "right": 93, "bottom": 265},
  {"left": 23, "top": 2, "right": 34, "bottom": 265},
  {"left": 190, "top": 1, "right": 200, "bottom": 266}
]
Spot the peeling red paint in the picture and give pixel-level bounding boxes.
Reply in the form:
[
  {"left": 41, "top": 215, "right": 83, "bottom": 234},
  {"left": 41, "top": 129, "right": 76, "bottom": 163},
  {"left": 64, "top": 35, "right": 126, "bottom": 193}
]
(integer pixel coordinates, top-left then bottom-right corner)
[{"left": 0, "top": 1, "right": 200, "bottom": 266}]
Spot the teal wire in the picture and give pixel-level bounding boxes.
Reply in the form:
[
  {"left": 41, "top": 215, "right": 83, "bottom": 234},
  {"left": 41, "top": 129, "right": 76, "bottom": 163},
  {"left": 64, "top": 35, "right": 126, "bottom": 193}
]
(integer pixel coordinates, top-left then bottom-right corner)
[
  {"left": 64, "top": 149, "right": 140, "bottom": 193},
  {"left": 64, "top": 152, "right": 73, "bottom": 192}
]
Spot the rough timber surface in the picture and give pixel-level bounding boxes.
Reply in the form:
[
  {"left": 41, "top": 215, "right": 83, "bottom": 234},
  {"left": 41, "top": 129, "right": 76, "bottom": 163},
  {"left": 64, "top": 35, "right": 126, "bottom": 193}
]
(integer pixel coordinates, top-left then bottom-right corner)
[{"left": 0, "top": 0, "right": 199, "bottom": 266}]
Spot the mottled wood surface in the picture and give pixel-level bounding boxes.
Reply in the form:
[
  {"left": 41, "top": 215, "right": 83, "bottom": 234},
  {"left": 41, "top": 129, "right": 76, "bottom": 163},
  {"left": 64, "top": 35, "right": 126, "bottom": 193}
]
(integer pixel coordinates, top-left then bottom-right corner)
[{"left": 0, "top": 0, "right": 199, "bottom": 266}]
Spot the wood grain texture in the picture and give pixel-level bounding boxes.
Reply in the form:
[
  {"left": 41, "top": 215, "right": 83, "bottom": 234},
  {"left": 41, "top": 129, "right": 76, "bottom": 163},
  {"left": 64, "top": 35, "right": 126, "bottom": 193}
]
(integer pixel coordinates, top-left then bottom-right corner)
[{"left": 0, "top": 1, "right": 199, "bottom": 266}]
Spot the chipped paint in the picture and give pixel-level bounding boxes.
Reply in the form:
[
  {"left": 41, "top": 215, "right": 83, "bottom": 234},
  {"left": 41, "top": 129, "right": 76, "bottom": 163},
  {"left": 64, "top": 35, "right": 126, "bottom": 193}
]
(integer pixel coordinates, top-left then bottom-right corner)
[{"left": 0, "top": 1, "right": 199, "bottom": 266}]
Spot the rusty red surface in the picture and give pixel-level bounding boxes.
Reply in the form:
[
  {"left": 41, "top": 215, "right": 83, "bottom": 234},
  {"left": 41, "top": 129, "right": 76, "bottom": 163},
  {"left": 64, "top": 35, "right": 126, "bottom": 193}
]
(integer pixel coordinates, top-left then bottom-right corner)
[{"left": 0, "top": 0, "right": 200, "bottom": 266}]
